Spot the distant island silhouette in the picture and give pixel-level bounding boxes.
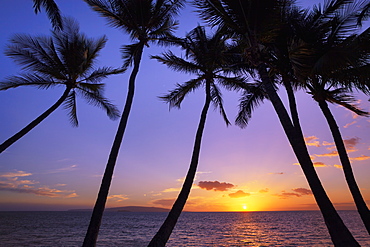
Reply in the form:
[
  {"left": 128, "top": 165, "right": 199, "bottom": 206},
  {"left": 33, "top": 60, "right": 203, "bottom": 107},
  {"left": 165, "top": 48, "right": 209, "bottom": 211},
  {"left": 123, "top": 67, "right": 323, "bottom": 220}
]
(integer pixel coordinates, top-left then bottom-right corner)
[{"left": 69, "top": 206, "right": 170, "bottom": 212}]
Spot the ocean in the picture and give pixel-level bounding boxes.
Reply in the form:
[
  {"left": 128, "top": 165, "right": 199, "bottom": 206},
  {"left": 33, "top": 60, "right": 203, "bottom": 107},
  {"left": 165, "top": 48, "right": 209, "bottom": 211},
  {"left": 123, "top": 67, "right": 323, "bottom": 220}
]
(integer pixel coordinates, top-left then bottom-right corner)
[{"left": 0, "top": 211, "right": 369, "bottom": 246}]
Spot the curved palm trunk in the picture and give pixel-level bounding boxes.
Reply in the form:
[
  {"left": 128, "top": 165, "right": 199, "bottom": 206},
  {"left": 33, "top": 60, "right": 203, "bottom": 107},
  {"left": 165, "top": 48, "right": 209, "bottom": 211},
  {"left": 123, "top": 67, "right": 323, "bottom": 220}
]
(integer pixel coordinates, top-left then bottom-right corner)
[
  {"left": 148, "top": 81, "right": 212, "bottom": 247},
  {"left": 318, "top": 99, "right": 370, "bottom": 235},
  {"left": 82, "top": 43, "right": 144, "bottom": 247},
  {"left": 258, "top": 64, "right": 359, "bottom": 246},
  {"left": 0, "top": 87, "right": 71, "bottom": 154}
]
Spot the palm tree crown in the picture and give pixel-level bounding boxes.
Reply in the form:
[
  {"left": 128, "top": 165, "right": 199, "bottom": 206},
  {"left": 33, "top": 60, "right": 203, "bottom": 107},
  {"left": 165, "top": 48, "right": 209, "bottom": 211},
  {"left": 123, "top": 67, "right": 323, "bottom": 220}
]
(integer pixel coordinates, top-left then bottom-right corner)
[
  {"left": 84, "top": 0, "right": 185, "bottom": 67},
  {"left": 153, "top": 26, "right": 246, "bottom": 121},
  {"left": 0, "top": 17, "right": 123, "bottom": 154},
  {"left": 1, "top": 17, "right": 122, "bottom": 126}
]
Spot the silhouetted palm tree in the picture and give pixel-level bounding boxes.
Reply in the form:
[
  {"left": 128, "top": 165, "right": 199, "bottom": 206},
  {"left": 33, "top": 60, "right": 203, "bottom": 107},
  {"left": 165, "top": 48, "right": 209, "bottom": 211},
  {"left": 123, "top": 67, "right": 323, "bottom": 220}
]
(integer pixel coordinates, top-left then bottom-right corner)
[
  {"left": 82, "top": 0, "right": 185, "bottom": 245},
  {"left": 0, "top": 17, "right": 122, "bottom": 154},
  {"left": 148, "top": 26, "right": 247, "bottom": 246},
  {"left": 32, "top": 0, "right": 63, "bottom": 30},
  {"left": 286, "top": 1, "right": 370, "bottom": 234},
  {"left": 195, "top": 0, "right": 360, "bottom": 245}
]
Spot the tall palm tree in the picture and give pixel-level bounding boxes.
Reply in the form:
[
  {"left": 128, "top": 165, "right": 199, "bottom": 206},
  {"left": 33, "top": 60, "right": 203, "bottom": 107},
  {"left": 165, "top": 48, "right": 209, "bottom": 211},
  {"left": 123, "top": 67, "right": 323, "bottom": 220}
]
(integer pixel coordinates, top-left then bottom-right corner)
[
  {"left": 148, "top": 26, "right": 247, "bottom": 246},
  {"left": 0, "top": 17, "right": 122, "bottom": 154},
  {"left": 286, "top": 1, "right": 370, "bottom": 233},
  {"left": 82, "top": 1, "right": 185, "bottom": 245},
  {"left": 32, "top": 0, "right": 63, "bottom": 30},
  {"left": 195, "top": 0, "right": 360, "bottom": 245}
]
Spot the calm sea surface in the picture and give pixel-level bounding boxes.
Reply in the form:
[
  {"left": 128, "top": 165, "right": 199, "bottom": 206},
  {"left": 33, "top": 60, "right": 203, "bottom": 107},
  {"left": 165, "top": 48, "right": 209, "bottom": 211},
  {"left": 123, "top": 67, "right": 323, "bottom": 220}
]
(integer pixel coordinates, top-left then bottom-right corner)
[{"left": 0, "top": 211, "right": 369, "bottom": 246}]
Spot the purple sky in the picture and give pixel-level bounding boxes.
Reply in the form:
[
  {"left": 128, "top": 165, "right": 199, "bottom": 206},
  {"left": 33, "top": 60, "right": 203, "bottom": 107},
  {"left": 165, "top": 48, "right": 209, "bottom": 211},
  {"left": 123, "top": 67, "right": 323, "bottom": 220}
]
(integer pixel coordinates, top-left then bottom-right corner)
[{"left": 0, "top": 0, "right": 369, "bottom": 212}]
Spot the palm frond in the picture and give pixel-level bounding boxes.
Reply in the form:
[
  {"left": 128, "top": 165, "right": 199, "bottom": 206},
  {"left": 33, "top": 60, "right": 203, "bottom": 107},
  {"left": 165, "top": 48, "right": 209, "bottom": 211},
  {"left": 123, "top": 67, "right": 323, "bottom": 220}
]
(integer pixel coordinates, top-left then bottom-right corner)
[
  {"left": 77, "top": 82, "right": 105, "bottom": 93},
  {"left": 76, "top": 88, "right": 120, "bottom": 120},
  {"left": 151, "top": 52, "right": 200, "bottom": 75},
  {"left": 33, "top": 0, "right": 63, "bottom": 30},
  {"left": 83, "top": 0, "right": 129, "bottom": 31},
  {"left": 236, "top": 83, "right": 267, "bottom": 128},
  {"left": 81, "top": 67, "right": 126, "bottom": 84},
  {"left": 210, "top": 83, "right": 230, "bottom": 125},
  {"left": 0, "top": 74, "right": 60, "bottom": 90},
  {"left": 160, "top": 78, "right": 203, "bottom": 108},
  {"left": 357, "top": 1, "right": 370, "bottom": 26},
  {"left": 121, "top": 42, "right": 144, "bottom": 68},
  {"left": 63, "top": 90, "right": 79, "bottom": 126},
  {"left": 327, "top": 88, "right": 369, "bottom": 116},
  {"left": 216, "top": 75, "right": 249, "bottom": 92},
  {"left": 5, "top": 34, "right": 64, "bottom": 77}
]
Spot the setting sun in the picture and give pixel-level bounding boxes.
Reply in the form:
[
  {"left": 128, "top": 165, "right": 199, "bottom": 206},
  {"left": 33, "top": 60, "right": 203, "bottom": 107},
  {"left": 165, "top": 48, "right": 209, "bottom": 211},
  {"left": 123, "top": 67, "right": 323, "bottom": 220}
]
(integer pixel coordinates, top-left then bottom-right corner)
[{"left": 242, "top": 205, "right": 248, "bottom": 210}]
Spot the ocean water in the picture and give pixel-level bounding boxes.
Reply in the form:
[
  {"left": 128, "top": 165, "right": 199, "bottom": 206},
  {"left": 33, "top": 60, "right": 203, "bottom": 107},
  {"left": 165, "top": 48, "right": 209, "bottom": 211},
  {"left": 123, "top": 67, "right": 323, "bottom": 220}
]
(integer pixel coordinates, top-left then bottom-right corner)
[{"left": 0, "top": 211, "right": 369, "bottom": 246}]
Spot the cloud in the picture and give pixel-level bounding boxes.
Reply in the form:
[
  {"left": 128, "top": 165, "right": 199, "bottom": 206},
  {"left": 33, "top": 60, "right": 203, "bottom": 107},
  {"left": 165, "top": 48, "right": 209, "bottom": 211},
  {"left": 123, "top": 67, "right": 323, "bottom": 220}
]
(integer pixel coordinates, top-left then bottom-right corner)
[
  {"left": 162, "top": 187, "right": 181, "bottom": 193},
  {"left": 162, "top": 184, "right": 199, "bottom": 193},
  {"left": 344, "top": 121, "right": 356, "bottom": 128},
  {"left": 304, "top": 136, "right": 320, "bottom": 147},
  {"left": 293, "top": 162, "right": 327, "bottom": 167},
  {"left": 0, "top": 185, "right": 77, "bottom": 198},
  {"left": 292, "top": 188, "right": 313, "bottom": 195},
  {"left": 313, "top": 162, "right": 327, "bottom": 167},
  {"left": 0, "top": 170, "right": 77, "bottom": 198},
  {"left": 0, "top": 171, "right": 32, "bottom": 178},
  {"left": 350, "top": 155, "right": 370, "bottom": 161},
  {"left": 334, "top": 164, "right": 343, "bottom": 169},
  {"left": 108, "top": 194, "right": 128, "bottom": 202},
  {"left": 44, "top": 165, "right": 78, "bottom": 174},
  {"left": 259, "top": 188, "right": 269, "bottom": 193},
  {"left": 229, "top": 190, "right": 251, "bottom": 198},
  {"left": 151, "top": 198, "right": 175, "bottom": 207},
  {"left": 322, "top": 141, "right": 334, "bottom": 146},
  {"left": 276, "top": 188, "right": 313, "bottom": 199},
  {"left": 198, "top": 181, "right": 235, "bottom": 191},
  {"left": 268, "top": 172, "right": 284, "bottom": 175},
  {"left": 316, "top": 151, "right": 338, "bottom": 157},
  {"left": 343, "top": 137, "right": 360, "bottom": 153},
  {"left": 344, "top": 137, "right": 360, "bottom": 147},
  {"left": 66, "top": 193, "right": 78, "bottom": 198}
]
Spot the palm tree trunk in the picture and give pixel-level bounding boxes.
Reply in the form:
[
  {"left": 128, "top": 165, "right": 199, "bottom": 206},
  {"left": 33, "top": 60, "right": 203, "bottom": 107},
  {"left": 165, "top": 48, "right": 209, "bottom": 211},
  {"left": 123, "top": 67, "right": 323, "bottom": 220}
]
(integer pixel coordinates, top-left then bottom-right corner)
[
  {"left": 82, "top": 43, "right": 144, "bottom": 247},
  {"left": 148, "top": 81, "right": 212, "bottom": 247},
  {"left": 257, "top": 64, "right": 359, "bottom": 246},
  {"left": 0, "top": 87, "right": 71, "bottom": 154},
  {"left": 318, "top": 99, "right": 370, "bottom": 235}
]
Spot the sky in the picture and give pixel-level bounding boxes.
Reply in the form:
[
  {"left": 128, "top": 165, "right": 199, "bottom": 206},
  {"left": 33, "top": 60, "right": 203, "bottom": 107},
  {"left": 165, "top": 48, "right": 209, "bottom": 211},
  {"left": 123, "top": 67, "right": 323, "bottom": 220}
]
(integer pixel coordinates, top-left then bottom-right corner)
[{"left": 0, "top": 0, "right": 369, "bottom": 212}]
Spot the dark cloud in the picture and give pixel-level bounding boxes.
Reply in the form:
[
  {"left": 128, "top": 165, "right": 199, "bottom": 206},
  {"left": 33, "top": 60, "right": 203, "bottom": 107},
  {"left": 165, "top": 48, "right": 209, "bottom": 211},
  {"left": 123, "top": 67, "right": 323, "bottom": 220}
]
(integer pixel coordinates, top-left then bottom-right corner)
[
  {"left": 268, "top": 172, "right": 284, "bottom": 175},
  {"left": 313, "top": 162, "right": 327, "bottom": 167},
  {"left": 344, "top": 137, "right": 360, "bottom": 147},
  {"left": 280, "top": 192, "right": 301, "bottom": 198},
  {"left": 292, "top": 188, "right": 313, "bottom": 195},
  {"left": 198, "top": 181, "right": 235, "bottom": 191},
  {"left": 229, "top": 190, "right": 250, "bottom": 198},
  {"left": 276, "top": 188, "right": 313, "bottom": 199}
]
